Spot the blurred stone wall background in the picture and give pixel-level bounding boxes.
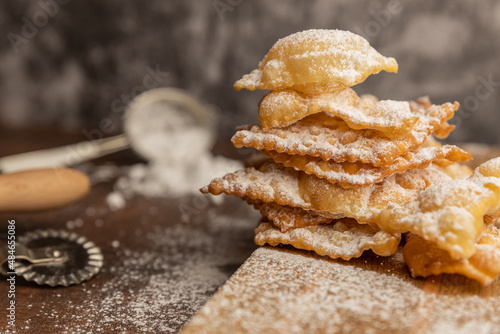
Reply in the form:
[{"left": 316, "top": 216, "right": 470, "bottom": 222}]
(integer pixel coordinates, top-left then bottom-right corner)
[{"left": 0, "top": 0, "right": 499, "bottom": 144}]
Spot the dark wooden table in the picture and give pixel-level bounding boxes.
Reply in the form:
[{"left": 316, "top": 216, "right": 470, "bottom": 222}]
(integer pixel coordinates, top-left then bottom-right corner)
[{"left": 0, "top": 127, "right": 259, "bottom": 333}]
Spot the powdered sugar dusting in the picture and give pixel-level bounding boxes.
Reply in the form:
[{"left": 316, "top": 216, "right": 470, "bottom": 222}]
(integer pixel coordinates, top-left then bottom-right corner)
[
  {"left": 252, "top": 200, "right": 331, "bottom": 232},
  {"left": 182, "top": 247, "right": 500, "bottom": 334},
  {"left": 259, "top": 88, "right": 416, "bottom": 138},
  {"left": 233, "top": 98, "right": 457, "bottom": 167},
  {"left": 234, "top": 29, "right": 398, "bottom": 93},
  {"left": 112, "top": 153, "right": 242, "bottom": 200},
  {"left": 266, "top": 144, "right": 470, "bottom": 187},
  {"left": 15, "top": 209, "right": 258, "bottom": 333},
  {"left": 377, "top": 164, "right": 500, "bottom": 260},
  {"left": 204, "top": 162, "right": 451, "bottom": 224},
  {"left": 255, "top": 218, "right": 400, "bottom": 260}
]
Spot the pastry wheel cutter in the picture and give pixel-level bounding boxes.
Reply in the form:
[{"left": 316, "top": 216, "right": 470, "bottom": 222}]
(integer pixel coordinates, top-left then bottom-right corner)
[
  {"left": 0, "top": 168, "right": 102, "bottom": 286},
  {"left": 0, "top": 229, "right": 103, "bottom": 287}
]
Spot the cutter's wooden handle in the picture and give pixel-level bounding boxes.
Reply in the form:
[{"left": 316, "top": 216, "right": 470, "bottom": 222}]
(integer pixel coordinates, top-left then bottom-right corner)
[{"left": 0, "top": 168, "right": 90, "bottom": 212}]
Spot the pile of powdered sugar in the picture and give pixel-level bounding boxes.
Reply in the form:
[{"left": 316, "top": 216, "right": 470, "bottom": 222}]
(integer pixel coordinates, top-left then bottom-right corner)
[
  {"left": 111, "top": 152, "right": 242, "bottom": 201},
  {"left": 125, "top": 100, "right": 215, "bottom": 162},
  {"left": 95, "top": 100, "right": 243, "bottom": 209}
]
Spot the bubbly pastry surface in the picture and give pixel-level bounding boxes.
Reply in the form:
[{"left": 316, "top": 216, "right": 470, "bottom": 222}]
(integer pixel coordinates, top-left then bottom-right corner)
[
  {"left": 433, "top": 162, "right": 473, "bottom": 179},
  {"left": 376, "top": 158, "right": 500, "bottom": 260},
  {"left": 234, "top": 29, "right": 398, "bottom": 94},
  {"left": 249, "top": 199, "right": 331, "bottom": 232},
  {"left": 201, "top": 162, "right": 451, "bottom": 225},
  {"left": 258, "top": 88, "right": 416, "bottom": 139},
  {"left": 233, "top": 97, "right": 457, "bottom": 168},
  {"left": 255, "top": 218, "right": 401, "bottom": 260},
  {"left": 264, "top": 144, "right": 470, "bottom": 188},
  {"left": 403, "top": 223, "right": 500, "bottom": 286}
]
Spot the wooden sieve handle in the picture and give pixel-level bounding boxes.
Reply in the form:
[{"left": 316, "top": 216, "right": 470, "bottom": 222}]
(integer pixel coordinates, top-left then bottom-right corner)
[{"left": 0, "top": 168, "right": 90, "bottom": 212}]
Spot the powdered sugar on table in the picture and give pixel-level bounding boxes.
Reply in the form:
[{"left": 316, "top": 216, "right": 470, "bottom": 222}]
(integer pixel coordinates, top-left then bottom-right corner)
[{"left": 182, "top": 246, "right": 500, "bottom": 334}]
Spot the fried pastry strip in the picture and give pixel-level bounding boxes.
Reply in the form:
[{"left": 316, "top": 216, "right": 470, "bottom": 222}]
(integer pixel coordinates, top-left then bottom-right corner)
[
  {"left": 201, "top": 162, "right": 450, "bottom": 225},
  {"left": 232, "top": 97, "right": 458, "bottom": 168},
  {"left": 264, "top": 145, "right": 471, "bottom": 188},
  {"left": 432, "top": 162, "right": 473, "bottom": 179},
  {"left": 403, "top": 223, "right": 500, "bottom": 286},
  {"left": 248, "top": 199, "right": 331, "bottom": 232},
  {"left": 255, "top": 218, "right": 401, "bottom": 260},
  {"left": 376, "top": 158, "right": 500, "bottom": 260},
  {"left": 234, "top": 29, "right": 398, "bottom": 94},
  {"left": 259, "top": 89, "right": 417, "bottom": 139}
]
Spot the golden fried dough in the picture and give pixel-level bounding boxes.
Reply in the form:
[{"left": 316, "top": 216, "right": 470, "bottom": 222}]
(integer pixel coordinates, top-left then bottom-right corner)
[
  {"left": 421, "top": 137, "right": 473, "bottom": 177},
  {"left": 234, "top": 29, "right": 398, "bottom": 94},
  {"left": 264, "top": 144, "right": 471, "bottom": 188},
  {"left": 255, "top": 218, "right": 401, "bottom": 260},
  {"left": 376, "top": 158, "right": 500, "bottom": 260},
  {"left": 201, "top": 162, "right": 451, "bottom": 225},
  {"left": 258, "top": 89, "right": 417, "bottom": 139},
  {"left": 421, "top": 135, "right": 442, "bottom": 148},
  {"left": 473, "top": 157, "right": 500, "bottom": 178},
  {"left": 433, "top": 163, "right": 473, "bottom": 179},
  {"left": 249, "top": 200, "right": 331, "bottom": 232},
  {"left": 233, "top": 97, "right": 458, "bottom": 168},
  {"left": 202, "top": 162, "right": 343, "bottom": 220},
  {"left": 200, "top": 27, "right": 499, "bottom": 285},
  {"left": 403, "top": 223, "right": 500, "bottom": 286},
  {"left": 415, "top": 97, "right": 455, "bottom": 139}
]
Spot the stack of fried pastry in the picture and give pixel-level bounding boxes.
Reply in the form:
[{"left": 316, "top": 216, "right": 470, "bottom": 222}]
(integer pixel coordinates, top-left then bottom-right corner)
[{"left": 202, "top": 29, "right": 500, "bottom": 286}]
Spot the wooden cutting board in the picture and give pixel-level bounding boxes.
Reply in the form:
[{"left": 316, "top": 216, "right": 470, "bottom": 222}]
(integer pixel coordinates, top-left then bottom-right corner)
[
  {"left": 181, "top": 246, "right": 500, "bottom": 334},
  {"left": 181, "top": 144, "right": 500, "bottom": 334}
]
